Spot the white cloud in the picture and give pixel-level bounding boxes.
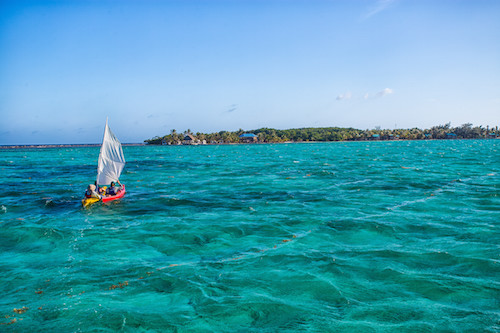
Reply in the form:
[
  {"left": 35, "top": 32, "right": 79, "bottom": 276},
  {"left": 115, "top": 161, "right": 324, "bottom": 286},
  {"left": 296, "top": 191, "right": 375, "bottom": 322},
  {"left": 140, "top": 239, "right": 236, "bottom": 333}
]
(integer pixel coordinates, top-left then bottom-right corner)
[
  {"left": 376, "top": 88, "right": 394, "bottom": 97},
  {"left": 364, "top": 88, "right": 394, "bottom": 100},
  {"left": 336, "top": 92, "right": 352, "bottom": 101},
  {"left": 336, "top": 88, "right": 394, "bottom": 101},
  {"left": 363, "top": 0, "right": 397, "bottom": 20}
]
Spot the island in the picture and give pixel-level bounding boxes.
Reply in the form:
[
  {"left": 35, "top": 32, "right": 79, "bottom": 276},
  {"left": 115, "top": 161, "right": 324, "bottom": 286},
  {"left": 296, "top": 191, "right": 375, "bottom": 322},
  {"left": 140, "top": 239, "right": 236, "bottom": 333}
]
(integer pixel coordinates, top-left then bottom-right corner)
[{"left": 145, "top": 123, "right": 499, "bottom": 145}]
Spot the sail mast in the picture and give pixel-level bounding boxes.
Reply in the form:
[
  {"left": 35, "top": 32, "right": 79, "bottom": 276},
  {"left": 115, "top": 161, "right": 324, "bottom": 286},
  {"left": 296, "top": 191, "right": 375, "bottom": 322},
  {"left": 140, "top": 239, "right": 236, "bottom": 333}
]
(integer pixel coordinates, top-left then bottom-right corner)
[{"left": 96, "top": 117, "right": 108, "bottom": 186}]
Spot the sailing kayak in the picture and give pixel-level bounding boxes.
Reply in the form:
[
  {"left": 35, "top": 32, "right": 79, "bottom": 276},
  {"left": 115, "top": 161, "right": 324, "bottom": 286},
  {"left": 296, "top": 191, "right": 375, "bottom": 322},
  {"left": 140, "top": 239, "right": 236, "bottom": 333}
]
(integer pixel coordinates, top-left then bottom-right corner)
[
  {"left": 102, "top": 185, "right": 126, "bottom": 203},
  {"left": 82, "top": 185, "right": 126, "bottom": 207},
  {"left": 82, "top": 118, "right": 126, "bottom": 207}
]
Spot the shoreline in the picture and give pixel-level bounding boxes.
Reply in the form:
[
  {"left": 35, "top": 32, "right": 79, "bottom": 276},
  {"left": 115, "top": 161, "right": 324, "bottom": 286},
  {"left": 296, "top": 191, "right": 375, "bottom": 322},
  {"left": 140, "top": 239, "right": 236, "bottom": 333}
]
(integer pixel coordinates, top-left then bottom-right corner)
[{"left": 1, "top": 138, "right": 498, "bottom": 149}]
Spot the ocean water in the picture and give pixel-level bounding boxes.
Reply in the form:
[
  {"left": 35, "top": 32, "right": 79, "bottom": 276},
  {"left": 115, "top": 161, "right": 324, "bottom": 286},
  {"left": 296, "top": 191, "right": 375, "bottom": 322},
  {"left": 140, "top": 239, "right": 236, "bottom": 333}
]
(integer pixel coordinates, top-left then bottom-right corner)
[{"left": 0, "top": 140, "right": 499, "bottom": 332}]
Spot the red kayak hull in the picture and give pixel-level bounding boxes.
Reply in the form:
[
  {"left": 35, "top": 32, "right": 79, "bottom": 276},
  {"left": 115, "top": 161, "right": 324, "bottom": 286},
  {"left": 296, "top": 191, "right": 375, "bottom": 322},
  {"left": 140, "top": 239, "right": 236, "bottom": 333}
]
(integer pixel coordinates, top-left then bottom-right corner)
[{"left": 101, "top": 185, "right": 126, "bottom": 203}]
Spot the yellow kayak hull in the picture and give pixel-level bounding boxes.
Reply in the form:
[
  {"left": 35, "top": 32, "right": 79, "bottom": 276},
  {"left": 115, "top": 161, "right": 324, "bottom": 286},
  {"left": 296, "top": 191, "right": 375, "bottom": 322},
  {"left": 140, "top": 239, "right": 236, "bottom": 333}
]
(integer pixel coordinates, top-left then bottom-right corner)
[{"left": 82, "top": 197, "right": 100, "bottom": 207}]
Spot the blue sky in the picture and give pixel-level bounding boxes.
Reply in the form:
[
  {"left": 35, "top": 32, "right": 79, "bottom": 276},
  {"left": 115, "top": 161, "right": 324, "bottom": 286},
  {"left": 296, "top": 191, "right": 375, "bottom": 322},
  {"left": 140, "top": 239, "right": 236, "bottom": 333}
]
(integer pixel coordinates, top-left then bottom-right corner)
[{"left": 1, "top": 0, "right": 499, "bottom": 144}]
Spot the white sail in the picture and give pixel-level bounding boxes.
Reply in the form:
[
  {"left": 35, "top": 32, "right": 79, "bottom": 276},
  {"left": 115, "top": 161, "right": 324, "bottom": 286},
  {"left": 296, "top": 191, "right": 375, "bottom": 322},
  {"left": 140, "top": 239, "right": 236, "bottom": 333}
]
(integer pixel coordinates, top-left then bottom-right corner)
[{"left": 96, "top": 119, "right": 125, "bottom": 185}]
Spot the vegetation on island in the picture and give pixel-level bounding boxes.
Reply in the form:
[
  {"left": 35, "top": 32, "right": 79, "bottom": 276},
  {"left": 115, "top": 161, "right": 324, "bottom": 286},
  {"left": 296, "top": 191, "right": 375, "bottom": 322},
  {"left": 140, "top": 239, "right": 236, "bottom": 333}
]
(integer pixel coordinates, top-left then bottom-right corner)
[{"left": 145, "top": 123, "right": 499, "bottom": 145}]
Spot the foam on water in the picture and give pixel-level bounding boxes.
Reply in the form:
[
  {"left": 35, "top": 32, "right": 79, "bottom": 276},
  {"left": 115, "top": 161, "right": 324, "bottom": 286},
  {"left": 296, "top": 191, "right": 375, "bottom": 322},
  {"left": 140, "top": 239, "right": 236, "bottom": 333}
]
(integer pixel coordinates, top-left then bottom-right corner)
[{"left": 0, "top": 140, "right": 499, "bottom": 331}]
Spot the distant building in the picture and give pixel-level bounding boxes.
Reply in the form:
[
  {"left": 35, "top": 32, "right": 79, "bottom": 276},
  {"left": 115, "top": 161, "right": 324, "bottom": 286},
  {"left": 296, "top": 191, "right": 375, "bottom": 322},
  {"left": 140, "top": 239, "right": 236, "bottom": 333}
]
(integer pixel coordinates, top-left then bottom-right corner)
[
  {"left": 370, "top": 134, "right": 380, "bottom": 140},
  {"left": 446, "top": 133, "right": 457, "bottom": 139},
  {"left": 183, "top": 134, "right": 197, "bottom": 145},
  {"left": 488, "top": 132, "right": 497, "bottom": 139},
  {"left": 239, "top": 133, "right": 258, "bottom": 143}
]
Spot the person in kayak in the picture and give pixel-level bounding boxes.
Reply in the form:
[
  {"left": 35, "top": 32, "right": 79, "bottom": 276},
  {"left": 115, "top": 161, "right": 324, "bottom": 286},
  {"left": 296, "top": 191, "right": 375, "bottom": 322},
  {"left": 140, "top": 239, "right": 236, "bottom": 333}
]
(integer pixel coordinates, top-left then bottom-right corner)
[
  {"left": 106, "top": 181, "right": 121, "bottom": 196},
  {"left": 85, "top": 184, "right": 101, "bottom": 199},
  {"left": 95, "top": 181, "right": 105, "bottom": 195}
]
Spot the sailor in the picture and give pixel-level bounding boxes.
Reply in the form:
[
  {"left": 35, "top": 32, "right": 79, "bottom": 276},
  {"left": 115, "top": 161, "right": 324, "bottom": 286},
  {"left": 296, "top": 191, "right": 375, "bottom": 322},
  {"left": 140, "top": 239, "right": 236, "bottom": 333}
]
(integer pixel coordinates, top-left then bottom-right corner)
[
  {"left": 95, "top": 181, "right": 105, "bottom": 195},
  {"left": 85, "top": 184, "right": 101, "bottom": 199},
  {"left": 106, "top": 180, "right": 121, "bottom": 196}
]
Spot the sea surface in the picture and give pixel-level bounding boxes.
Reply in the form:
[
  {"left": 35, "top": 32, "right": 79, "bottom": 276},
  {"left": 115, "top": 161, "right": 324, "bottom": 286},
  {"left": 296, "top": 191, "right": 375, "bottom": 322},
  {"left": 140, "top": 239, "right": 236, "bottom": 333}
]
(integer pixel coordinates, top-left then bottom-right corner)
[{"left": 0, "top": 140, "right": 499, "bottom": 332}]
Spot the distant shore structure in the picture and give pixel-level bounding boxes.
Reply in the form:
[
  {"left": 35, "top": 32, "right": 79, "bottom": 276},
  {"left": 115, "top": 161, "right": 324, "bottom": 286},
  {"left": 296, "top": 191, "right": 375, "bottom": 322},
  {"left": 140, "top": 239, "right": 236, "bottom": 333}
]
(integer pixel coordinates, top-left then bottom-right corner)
[
  {"left": 239, "top": 133, "right": 258, "bottom": 143},
  {"left": 182, "top": 134, "right": 196, "bottom": 145},
  {"left": 181, "top": 134, "right": 206, "bottom": 145}
]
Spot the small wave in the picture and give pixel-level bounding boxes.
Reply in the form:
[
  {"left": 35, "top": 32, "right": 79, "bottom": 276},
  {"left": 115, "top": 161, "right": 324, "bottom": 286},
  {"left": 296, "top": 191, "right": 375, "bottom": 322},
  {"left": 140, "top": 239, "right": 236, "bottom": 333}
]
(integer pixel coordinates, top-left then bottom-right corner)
[
  {"left": 339, "top": 179, "right": 371, "bottom": 186},
  {"left": 387, "top": 196, "right": 430, "bottom": 211},
  {"left": 0, "top": 205, "right": 6, "bottom": 213}
]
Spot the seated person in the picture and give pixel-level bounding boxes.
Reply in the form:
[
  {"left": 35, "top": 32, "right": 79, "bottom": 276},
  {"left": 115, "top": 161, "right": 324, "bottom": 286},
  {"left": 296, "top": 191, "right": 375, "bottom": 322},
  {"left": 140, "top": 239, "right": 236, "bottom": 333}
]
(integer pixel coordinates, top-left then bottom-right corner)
[
  {"left": 95, "top": 181, "right": 105, "bottom": 195},
  {"left": 106, "top": 181, "right": 120, "bottom": 196},
  {"left": 85, "top": 184, "right": 101, "bottom": 199}
]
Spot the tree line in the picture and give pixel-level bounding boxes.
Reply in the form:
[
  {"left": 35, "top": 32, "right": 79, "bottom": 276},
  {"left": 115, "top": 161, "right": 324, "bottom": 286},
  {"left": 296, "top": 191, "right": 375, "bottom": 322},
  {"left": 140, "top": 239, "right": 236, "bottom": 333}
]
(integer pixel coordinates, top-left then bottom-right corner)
[{"left": 145, "top": 123, "right": 499, "bottom": 145}]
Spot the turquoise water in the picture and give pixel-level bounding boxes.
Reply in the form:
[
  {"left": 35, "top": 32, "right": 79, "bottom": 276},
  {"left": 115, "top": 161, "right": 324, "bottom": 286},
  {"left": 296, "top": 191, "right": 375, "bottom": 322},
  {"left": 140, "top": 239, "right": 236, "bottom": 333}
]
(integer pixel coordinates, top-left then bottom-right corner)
[{"left": 1, "top": 140, "right": 499, "bottom": 332}]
